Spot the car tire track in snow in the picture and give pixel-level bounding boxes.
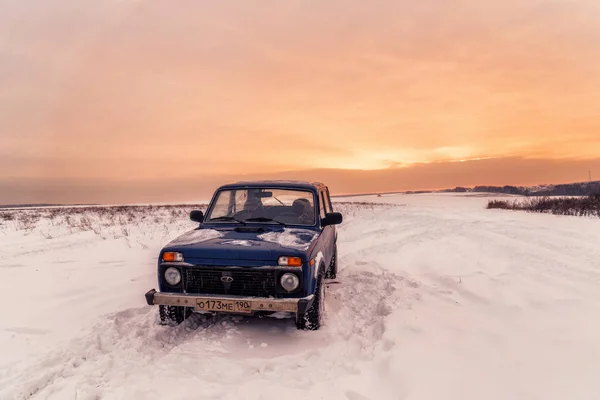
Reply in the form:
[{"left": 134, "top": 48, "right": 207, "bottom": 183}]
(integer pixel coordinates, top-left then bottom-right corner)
[
  {"left": 1, "top": 263, "right": 420, "bottom": 400},
  {"left": 0, "top": 203, "right": 419, "bottom": 400}
]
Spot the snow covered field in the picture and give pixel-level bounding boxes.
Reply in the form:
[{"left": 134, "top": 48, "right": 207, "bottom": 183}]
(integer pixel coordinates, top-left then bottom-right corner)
[{"left": 1, "top": 193, "right": 600, "bottom": 400}]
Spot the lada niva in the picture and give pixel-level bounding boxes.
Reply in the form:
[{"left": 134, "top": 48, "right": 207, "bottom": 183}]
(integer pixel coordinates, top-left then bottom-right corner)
[{"left": 145, "top": 181, "right": 342, "bottom": 330}]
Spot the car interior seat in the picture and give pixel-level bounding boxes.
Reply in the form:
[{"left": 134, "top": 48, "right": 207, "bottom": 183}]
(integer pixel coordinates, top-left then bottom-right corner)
[{"left": 292, "top": 198, "right": 314, "bottom": 224}]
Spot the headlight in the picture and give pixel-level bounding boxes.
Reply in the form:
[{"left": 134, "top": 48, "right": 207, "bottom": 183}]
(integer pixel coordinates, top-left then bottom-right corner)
[
  {"left": 164, "top": 267, "right": 182, "bottom": 285},
  {"left": 280, "top": 273, "right": 300, "bottom": 292}
]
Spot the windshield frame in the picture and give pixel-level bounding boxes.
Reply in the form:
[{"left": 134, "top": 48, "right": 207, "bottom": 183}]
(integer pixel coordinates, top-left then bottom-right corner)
[{"left": 203, "top": 186, "right": 319, "bottom": 228}]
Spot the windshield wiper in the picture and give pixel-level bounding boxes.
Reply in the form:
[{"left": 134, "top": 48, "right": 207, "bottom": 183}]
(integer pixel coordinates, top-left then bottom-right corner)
[
  {"left": 245, "top": 217, "right": 287, "bottom": 227},
  {"left": 209, "top": 216, "right": 247, "bottom": 225}
]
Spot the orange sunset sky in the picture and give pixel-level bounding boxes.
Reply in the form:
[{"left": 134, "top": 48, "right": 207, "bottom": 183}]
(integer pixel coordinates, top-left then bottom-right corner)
[{"left": 1, "top": 0, "right": 600, "bottom": 204}]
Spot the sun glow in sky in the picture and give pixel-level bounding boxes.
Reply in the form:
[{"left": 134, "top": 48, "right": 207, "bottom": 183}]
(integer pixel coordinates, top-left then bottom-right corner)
[{"left": 1, "top": 0, "right": 600, "bottom": 203}]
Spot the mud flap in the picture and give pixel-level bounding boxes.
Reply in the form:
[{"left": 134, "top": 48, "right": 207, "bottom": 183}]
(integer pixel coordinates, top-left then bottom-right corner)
[{"left": 145, "top": 289, "right": 157, "bottom": 305}]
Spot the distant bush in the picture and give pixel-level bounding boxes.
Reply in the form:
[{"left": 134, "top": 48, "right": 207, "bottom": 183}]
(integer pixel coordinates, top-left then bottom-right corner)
[
  {"left": 487, "top": 194, "right": 600, "bottom": 218},
  {"left": 0, "top": 212, "right": 15, "bottom": 221},
  {"left": 487, "top": 200, "right": 513, "bottom": 209},
  {"left": 0, "top": 204, "right": 208, "bottom": 234}
]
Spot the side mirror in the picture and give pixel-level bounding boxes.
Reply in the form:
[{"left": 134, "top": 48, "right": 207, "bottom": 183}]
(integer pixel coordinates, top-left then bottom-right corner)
[
  {"left": 321, "top": 212, "right": 343, "bottom": 227},
  {"left": 190, "top": 210, "right": 204, "bottom": 223}
]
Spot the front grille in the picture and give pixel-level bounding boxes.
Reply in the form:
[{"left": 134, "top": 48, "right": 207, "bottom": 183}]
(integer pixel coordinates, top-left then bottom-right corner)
[{"left": 184, "top": 267, "right": 279, "bottom": 297}]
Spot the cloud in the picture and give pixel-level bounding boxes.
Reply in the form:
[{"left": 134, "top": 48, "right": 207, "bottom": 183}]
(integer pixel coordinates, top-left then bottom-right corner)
[{"left": 1, "top": 0, "right": 600, "bottom": 193}]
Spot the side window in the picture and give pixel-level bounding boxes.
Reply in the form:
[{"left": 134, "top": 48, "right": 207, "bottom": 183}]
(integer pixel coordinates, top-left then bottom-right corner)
[
  {"left": 321, "top": 191, "right": 331, "bottom": 214},
  {"left": 325, "top": 187, "right": 334, "bottom": 212},
  {"left": 318, "top": 191, "right": 327, "bottom": 219}
]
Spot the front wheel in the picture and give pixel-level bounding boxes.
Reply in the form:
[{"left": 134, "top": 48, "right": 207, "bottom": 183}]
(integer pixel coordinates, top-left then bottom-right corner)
[
  {"left": 325, "top": 246, "right": 337, "bottom": 279},
  {"left": 296, "top": 276, "right": 325, "bottom": 330},
  {"left": 159, "top": 305, "right": 192, "bottom": 325}
]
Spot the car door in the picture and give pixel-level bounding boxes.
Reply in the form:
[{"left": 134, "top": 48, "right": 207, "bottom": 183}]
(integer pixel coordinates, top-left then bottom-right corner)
[
  {"left": 325, "top": 186, "right": 337, "bottom": 244},
  {"left": 318, "top": 188, "right": 336, "bottom": 269}
]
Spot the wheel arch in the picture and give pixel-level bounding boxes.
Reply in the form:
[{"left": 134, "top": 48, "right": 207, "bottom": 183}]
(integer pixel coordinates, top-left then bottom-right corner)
[
  {"left": 317, "top": 261, "right": 327, "bottom": 278},
  {"left": 308, "top": 260, "right": 327, "bottom": 294}
]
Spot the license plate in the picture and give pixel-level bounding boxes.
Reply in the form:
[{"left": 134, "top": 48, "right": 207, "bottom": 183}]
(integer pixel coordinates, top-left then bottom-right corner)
[{"left": 196, "top": 298, "right": 252, "bottom": 313}]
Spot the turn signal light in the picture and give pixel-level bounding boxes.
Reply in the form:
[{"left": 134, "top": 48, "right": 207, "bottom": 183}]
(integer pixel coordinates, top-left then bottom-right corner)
[
  {"left": 163, "top": 252, "right": 184, "bottom": 262},
  {"left": 278, "top": 256, "right": 302, "bottom": 267}
]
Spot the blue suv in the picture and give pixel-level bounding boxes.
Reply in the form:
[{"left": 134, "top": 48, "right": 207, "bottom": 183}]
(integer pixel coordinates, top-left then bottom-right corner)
[{"left": 145, "top": 180, "right": 342, "bottom": 330}]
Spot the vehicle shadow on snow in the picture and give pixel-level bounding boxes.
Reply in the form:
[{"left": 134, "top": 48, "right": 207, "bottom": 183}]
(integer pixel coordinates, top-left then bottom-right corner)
[
  {"left": 164, "top": 307, "right": 330, "bottom": 359},
  {"left": 69, "top": 305, "right": 326, "bottom": 366}
]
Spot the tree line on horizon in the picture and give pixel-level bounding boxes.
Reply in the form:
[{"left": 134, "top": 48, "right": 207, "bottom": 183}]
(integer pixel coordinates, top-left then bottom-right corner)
[{"left": 442, "top": 180, "right": 600, "bottom": 197}]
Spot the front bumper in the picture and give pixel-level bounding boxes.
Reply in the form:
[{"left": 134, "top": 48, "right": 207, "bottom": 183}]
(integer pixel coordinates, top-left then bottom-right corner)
[{"left": 145, "top": 289, "right": 315, "bottom": 314}]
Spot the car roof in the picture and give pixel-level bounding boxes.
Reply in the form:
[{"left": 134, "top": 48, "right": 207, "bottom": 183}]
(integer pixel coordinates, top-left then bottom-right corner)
[{"left": 216, "top": 180, "right": 325, "bottom": 191}]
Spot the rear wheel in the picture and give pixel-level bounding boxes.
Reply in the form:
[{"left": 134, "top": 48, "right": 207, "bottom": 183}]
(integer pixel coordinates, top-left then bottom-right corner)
[
  {"left": 296, "top": 275, "right": 325, "bottom": 330},
  {"left": 159, "top": 305, "right": 192, "bottom": 325},
  {"left": 325, "top": 246, "right": 337, "bottom": 279}
]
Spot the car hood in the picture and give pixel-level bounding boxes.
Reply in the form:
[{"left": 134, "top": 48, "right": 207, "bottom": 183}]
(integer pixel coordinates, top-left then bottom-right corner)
[{"left": 163, "top": 226, "right": 320, "bottom": 263}]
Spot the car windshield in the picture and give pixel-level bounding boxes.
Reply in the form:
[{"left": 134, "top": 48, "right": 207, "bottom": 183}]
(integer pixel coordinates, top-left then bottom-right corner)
[{"left": 206, "top": 188, "right": 316, "bottom": 226}]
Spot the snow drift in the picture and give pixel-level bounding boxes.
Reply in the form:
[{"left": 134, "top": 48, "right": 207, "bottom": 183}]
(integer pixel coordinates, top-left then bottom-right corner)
[{"left": 1, "top": 194, "right": 600, "bottom": 400}]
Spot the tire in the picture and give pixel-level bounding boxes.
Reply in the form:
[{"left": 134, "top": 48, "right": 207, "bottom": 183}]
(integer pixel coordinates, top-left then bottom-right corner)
[
  {"left": 296, "top": 275, "right": 325, "bottom": 330},
  {"left": 325, "top": 246, "right": 337, "bottom": 279},
  {"left": 159, "top": 305, "right": 192, "bottom": 326}
]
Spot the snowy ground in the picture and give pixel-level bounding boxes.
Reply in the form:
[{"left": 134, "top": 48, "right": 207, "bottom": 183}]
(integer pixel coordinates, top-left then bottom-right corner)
[{"left": 1, "top": 193, "right": 600, "bottom": 400}]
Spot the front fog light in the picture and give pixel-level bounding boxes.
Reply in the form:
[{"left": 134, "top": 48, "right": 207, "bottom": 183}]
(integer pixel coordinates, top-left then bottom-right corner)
[
  {"left": 164, "top": 267, "right": 182, "bottom": 285},
  {"left": 280, "top": 273, "right": 300, "bottom": 292}
]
